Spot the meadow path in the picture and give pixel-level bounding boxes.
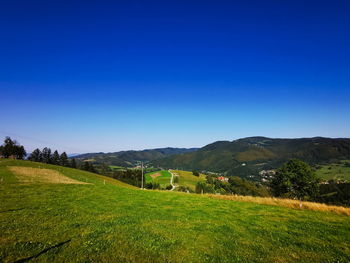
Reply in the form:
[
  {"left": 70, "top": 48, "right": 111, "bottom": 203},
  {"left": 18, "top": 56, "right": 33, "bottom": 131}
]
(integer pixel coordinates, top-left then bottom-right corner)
[{"left": 169, "top": 170, "right": 176, "bottom": 191}]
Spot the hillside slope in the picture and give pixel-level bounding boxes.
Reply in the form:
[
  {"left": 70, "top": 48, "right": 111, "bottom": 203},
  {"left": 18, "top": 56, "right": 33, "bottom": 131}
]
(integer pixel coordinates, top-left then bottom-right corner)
[
  {"left": 152, "top": 137, "right": 350, "bottom": 180},
  {"left": 1, "top": 159, "right": 350, "bottom": 262},
  {"left": 74, "top": 147, "right": 199, "bottom": 167}
]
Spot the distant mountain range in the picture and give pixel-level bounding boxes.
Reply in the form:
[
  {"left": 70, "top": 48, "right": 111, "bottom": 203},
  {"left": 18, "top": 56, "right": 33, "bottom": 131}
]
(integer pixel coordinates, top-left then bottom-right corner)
[
  {"left": 73, "top": 137, "right": 350, "bottom": 181},
  {"left": 73, "top": 147, "right": 199, "bottom": 167},
  {"left": 151, "top": 137, "right": 350, "bottom": 180}
]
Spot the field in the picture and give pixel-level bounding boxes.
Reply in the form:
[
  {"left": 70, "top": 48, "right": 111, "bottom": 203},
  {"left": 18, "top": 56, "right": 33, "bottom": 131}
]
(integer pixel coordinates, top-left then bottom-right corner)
[
  {"left": 170, "top": 170, "right": 206, "bottom": 192},
  {"left": 109, "top": 165, "right": 125, "bottom": 170},
  {"left": 145, "top": 170, "right": 172, "bottom": 187},
  {"left": 316, "top": 160, "right": 350, "bottom": 182},
  {"left": 1, "top": 159, "right": 350, "bottom": 263}
]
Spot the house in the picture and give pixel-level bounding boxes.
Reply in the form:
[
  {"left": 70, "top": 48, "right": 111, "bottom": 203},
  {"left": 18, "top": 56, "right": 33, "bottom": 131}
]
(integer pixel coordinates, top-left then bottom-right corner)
[{"left": 217, "top": 176, "right": 229, "bottom": 182}]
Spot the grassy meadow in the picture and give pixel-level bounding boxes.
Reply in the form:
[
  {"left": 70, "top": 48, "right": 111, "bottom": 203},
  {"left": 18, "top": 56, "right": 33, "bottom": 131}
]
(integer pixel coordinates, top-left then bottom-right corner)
[
  {"left": 109, "top": 165, "right": 125, "bottom": 170},
  {"left": 1, "top": 159, "right": 350, "bottom": 263},
  {"left": 315, "top": 160, "right": 350, "bottom": 182},
  {"left": 170, "top": 170, "right": 206, "bottom": 192},
  {"left": 145, "top": 170, "right": 172, "bottom": 187}
]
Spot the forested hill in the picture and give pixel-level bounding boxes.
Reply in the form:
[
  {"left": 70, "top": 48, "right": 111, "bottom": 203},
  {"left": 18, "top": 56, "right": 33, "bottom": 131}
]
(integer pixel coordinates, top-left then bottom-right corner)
[
  {"left": 151, "top": 137, "right": 350, "bottom": 180},
  {"left": 73, "top": 147, "right": 199, "bottom": 167}
]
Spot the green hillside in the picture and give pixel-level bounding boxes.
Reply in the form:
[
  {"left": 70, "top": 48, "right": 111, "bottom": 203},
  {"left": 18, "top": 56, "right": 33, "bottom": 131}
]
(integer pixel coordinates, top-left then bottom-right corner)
[
  {"left": 1, "top": 159, "right": 350, "bottom": 262},
  {"left": 74, "top": 147, "right": 198, "bottom": 167},
  {"left": 145, "top": 170, "right": 172, "bottom": 187},
  {"left": 152, "top": 137, "right": 350, "bottom": 180},
  {"left": 316, "top": 160, "right": 350, "bottom": 182},
  {"left": 170, "top": 170, "right": 206, "bottom": 192}
]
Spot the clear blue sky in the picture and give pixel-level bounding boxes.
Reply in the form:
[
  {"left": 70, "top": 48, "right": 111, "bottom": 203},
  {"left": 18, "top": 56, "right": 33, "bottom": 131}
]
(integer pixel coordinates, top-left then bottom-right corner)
[{"left": 1, "top": 0, "right": 349, "bottom": 153}]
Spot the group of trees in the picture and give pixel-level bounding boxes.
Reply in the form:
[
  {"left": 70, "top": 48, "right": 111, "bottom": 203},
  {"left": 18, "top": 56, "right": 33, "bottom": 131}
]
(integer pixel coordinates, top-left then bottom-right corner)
[
  {"left": 111, "top": 169, "right": 143, "bottom": 187},
  {"left": 28, "top": 147, "right": 73, "bottom": 167},
  {"left": 28, "top": 147, "right": 99, "bottom": 173},
  {"left": 270, "top": 159, "right": 320, "bottom": 200},
  {"left": 195, "top": 175, "right": 270, "bottom": 197},
  {"left": 0, "top": 137, "right": 97, "bottom": 174},
  {"left": 195, "top": 159, "right": 321, "bottom": 201},
  {"left": 0, "top": 137, "right": 26, "bottom": 159}
]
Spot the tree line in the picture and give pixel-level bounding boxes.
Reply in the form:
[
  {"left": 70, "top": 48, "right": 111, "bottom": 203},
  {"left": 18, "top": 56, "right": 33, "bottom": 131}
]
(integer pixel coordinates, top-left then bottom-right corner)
[
  {"left": 0, "top": 137, "right": 96, "bottom": 173},
  {"left": 28, "top": 147, "right": 97, "bottom": 173},
  {"left": 195, "top": 159, "right": 327, "bottom": 203},
  {"left": 0, "top": 137, "right": 26, "bottom": 159},
  {"left": 28, "top": 147, "right": 72, "bottom": 166},
  {"left": 195, "top": 174, "right": 270, "bottom": 197}
]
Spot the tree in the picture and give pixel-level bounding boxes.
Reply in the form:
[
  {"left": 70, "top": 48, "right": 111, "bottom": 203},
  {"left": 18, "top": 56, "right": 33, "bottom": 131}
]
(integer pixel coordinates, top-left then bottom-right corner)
[
  {"left": 52, "top": 150, "right": 60, "bottom": 165},
  {"left": 0, "top": 137, "right": 26, "bottom": 159},
  {"left": 42, "top": 147, "right": 52, "bottom": 163},
  {"left": 192, "top": 170, "right": 200, "bottom": 177},
  {"left": 270, "top": 159, "right": 319, "bottom": 200},
  {"left": 60, "top": 152, "right": 68, "bottom": 167},
  {"left": 29, "top": 148, "right": 42, "bottom": 162},
  {"left": 195, "top": 181, "right": 208, "bottom": 194},
  {"left": 82, "top": 161, "right": 91, "bottom": 171},
  {"left": 81, "top": 161, "right": 96, "bottom": 173},
  {"left": 70, "top": 158, "right": 77, "bottom": 168}
]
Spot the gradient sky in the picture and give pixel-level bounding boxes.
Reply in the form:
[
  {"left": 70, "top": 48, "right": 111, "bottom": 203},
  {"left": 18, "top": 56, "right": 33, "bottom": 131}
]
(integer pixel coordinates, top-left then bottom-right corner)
[{"left": 1, "top": 0, "right": 349, "bottom": 153}]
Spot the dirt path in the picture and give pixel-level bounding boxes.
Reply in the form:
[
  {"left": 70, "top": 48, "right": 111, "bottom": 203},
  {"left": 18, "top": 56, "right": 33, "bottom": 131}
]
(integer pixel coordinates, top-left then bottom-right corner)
[{"left": 169, "top": 170, "right": 176, "bottom": 191}]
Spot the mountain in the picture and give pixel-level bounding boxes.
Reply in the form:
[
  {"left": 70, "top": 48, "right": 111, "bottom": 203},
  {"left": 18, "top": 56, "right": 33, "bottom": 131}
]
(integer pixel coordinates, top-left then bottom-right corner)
[
  {"left": 151, "top": 137, "right": 350, "bottom": 180},
  {"left": 73, "top": 147, "right": 199, "bottom": 167}
]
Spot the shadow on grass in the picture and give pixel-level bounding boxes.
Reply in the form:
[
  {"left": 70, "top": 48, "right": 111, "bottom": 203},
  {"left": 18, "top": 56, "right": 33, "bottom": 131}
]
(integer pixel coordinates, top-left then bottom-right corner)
[
  {"left": 14, "top": 239, "right": 71, "bottom": 263},
  {"left": 0, "top": 208, "right": 25, "bottom": 213}
]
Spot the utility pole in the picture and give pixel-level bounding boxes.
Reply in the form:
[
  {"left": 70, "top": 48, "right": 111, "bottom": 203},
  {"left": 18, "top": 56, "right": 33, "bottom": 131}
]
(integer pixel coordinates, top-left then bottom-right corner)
[{"left": 141, "top": 162, "right": 144, "bottom": 189}]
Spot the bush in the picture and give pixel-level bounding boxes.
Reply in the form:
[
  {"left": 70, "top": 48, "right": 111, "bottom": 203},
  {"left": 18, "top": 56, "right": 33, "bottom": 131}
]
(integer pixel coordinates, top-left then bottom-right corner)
[
  {"left": 177, "top": 186, "right": 192, "bottom": 193},
  {"left": 192, "top": 170, "right": 200, "bottom": 177}
]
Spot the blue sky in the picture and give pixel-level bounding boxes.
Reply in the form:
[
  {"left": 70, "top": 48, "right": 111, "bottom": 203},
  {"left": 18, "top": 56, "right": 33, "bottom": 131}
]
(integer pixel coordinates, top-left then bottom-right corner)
[{"left": 1, "top": 0, "right": 349, "bottom": 153}]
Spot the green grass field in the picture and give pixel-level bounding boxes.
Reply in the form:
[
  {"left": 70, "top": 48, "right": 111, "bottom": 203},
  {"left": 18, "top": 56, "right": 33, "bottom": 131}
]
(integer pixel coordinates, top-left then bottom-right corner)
[
  {"left": 109, "top": 165, "right": 125, "bottom": 170},
  {"left": 316, "top": 160, "right": 350, "bottom": 182},
  {"left": 1, "top": 159, "right": 350, "bottom": 262},
  {"left": 170, "top": 170, "right": 206, "bottom": 192},
  {"left": 145, "top": 170, "right": 172, "bottom": 187}
]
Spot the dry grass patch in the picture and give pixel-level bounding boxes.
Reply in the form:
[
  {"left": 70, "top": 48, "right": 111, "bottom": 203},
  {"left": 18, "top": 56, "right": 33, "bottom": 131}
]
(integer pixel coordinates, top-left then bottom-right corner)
[
  {"left": 207, "top": 194, "right": 350, "bottom": 216},
  {"left": 150, "top": 172, "right": 162, "bottom": 179},
  {"left": 8, "top": 166, "right": 90, "bottom": 185}
]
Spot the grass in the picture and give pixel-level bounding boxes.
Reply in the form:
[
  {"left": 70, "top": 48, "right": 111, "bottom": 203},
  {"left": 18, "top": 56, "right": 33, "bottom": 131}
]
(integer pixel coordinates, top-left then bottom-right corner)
[
  {"left": 109, "top": 165, "right": 125, "bottom": 170},
  {"left": 1, "top": 159, "right": 350, "bottom": 262},
  {"left": 8, "top": 166, "right": 89, "bottom": 184},
  {"left": 209, "top": 194, "right": 350, "bottom": 216},
  {"left": 170, "top": 170, "right": 206, "bottom": 192},
  {"left": 316, "top": 160, "right": 350, "bottom": 182},
  {"left": 145, "top": 170, "right": 172, "bottom": 187}
]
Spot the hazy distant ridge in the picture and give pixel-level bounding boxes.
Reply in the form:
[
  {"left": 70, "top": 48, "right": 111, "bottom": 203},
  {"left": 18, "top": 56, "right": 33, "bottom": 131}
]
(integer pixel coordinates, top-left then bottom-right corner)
[{"left": 74, "top": 147, "right": 199, "bottom": 166}]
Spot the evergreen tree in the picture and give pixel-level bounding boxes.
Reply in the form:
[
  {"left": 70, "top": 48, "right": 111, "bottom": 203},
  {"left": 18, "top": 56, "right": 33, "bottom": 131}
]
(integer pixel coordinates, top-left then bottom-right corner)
[
  {"left": 81, "top": 161, "right": 96, "bottom": 173},
  {"left": 60, "top": 152, "right": 68, "bottom": 166},
  {"left": 14, "top": 145, "right": 27, "bottom": 160},
  {"left": 70, "top": 158, "right": 77, "bottom": 168},
  {"left": 52, "top": 150, "right": 60, "bottom": 165},
  {"left": 29, "top": 148, "right": 42, "bottom": 162},
  {"left": 82, "top": 161, "right": 90, "bottom": 171},
  {"left": 42, "top": 147, "right": 52, "bottom": 163}
]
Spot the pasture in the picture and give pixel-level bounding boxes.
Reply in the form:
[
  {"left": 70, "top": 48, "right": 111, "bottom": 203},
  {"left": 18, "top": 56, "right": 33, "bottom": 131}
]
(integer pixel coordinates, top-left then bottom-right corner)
[
  {"left": 145, "top": 170, "right": 172, "bottom": 187},
  {"left": 170, "top": 169, "right": 206, "bottom": 192},
  {"left": 1, "top": 159, "right": 350, "bottom": 263},
  {"left": 316, "top": 160, "right": 350, "bottom": 182}
]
